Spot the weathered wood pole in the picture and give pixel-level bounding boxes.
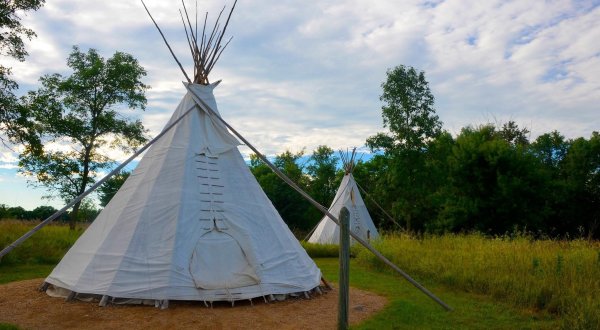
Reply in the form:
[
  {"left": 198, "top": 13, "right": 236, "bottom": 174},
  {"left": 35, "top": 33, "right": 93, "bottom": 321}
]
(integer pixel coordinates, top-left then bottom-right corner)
[{"left": 338, "top": 207, "right": 350, "bottom": 330}]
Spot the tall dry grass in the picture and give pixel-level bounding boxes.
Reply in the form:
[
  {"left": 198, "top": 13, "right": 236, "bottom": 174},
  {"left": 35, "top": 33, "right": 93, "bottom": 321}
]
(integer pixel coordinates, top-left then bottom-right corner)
[
  {"left": 300, "top": 241, "right": 362, "bottom": 258},
  {"left": 0, "top": 220, "right": 83, "bottom": 265},
  {"left": 356, "top": 233, "right": 600, "bottom": 329}
]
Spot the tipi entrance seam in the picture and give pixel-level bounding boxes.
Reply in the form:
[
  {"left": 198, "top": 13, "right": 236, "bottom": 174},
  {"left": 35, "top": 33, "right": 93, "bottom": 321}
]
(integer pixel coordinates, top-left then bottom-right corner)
[{"left": 190, "top": 153, "right": 260, "bottom": 291}]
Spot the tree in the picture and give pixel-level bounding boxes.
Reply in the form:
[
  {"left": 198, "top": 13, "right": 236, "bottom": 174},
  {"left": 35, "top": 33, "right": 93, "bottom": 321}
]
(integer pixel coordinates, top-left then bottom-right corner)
[
  {"left": 0, "top": 0, "right": 45, "bottom": 144},
  {"left": 15, "top": 46, "right": 148, "bottom": 229},
  {"left": 30, "top": 205, "right": 58, "bottom": 220},
  {"left": 498, "top": 120, "right": 530, "bottom": 146},
  {"left": 531, "top": 131, "right": 568, "bottom": 169},
  {"left": 6, "top": 206, "right": 26, "bottom": 219},
  {"left": 305, "top": 146, "right": 338, "bottom": 206},
  {"left": 303, "top": 145, "right": 340, "bottom": 228},
  {"left": 365, "top": 65, "right": 444, "bottom": 232},
  {"left": 249, "top": 150, "right": 312, "bottom": 232},
  {"left": 75, "top": 198, "right": 100, "bottom": 222},
  {"left": 97, "top": 171, "right": 130, "bottom": 207},
  {"left": 436, "top": 124, "right": 550, "bottom": 234},
  {"left": 0, "top": 204, "right": 9, "bottom": 219},
  {"left": 366, "top": 65, "right": 442, "bottom": 153},
  {"left": 559, "top": 132, "right": 600, "bottom": 238},
  {"left": 350, "top": 155, "right": 393, "bottom": 229},
  {"left": 528, "top": 131, "right": 600, "bottom": 238}
]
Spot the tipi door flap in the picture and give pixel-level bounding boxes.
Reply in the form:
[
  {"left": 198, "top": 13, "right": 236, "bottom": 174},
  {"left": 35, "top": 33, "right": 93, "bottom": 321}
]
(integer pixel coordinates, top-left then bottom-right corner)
[{"left": 189, "top": 229, "right": 259, "bottom": 290}]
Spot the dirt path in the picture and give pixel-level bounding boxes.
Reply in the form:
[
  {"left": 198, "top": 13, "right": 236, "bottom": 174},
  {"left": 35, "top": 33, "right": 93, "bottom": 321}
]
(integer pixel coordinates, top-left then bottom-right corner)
[{"left": 0, "top": 279, "right": 386, "bottom": 329}]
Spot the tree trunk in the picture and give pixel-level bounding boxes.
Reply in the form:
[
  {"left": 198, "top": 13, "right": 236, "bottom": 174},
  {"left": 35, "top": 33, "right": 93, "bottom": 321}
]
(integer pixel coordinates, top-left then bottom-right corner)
[
  {"left": 69, "top": 200, "right": 82, "bottom": 230},
  {"left": 70, "top": 145, "right": 92, "bottom": 230}
]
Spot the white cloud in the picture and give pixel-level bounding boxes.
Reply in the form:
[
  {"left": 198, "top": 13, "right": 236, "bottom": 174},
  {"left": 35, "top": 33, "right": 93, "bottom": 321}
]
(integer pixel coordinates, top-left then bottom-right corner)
[
  {"left": 0, "top": 149, "right": 18, "bottom": 163},
  {"left": 3, "top": 0, "right": 600, "bottom": 208},
  {"left": 0, "top": 164, "right": 18, "bottom": 170}
]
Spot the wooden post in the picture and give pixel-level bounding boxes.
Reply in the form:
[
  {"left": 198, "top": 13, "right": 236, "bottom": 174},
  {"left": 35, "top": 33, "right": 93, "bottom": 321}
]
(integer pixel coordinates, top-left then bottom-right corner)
[{"left": 338, "top": 207, "right": 350, "bottom": 330}]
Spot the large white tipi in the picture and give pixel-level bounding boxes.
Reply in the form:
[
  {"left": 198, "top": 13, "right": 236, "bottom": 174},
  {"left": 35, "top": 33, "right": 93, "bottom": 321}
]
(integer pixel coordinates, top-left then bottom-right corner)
[
  {"left": 42, "top": 2, "right": 322, "bottom": 307},
  {"left": 0, "top": 1, "right": 453, "bottom": 313},
  {"left": 308, "top": 150, "right": 379, "bottom": 245}
]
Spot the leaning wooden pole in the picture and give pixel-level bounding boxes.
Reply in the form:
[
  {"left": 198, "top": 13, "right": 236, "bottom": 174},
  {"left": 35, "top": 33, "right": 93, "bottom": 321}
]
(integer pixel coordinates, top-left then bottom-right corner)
[
  {"left": 141, "top": 0, "right": 191, "bottom": 84},
  {"left": 338, "top": 207, "right": 350, "bottom": 330},
  {"left": 0, "top": 105, "right": 199, "bottom": 260},
  {"left": 185, "top": 85, "right": 454, "bottom": 312}
]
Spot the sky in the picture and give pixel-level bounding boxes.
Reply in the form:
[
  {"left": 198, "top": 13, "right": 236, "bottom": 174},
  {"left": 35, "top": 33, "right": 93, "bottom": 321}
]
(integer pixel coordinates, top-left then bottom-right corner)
[{"left": 1, "top": 0, "right": 599, "bottom": 210}]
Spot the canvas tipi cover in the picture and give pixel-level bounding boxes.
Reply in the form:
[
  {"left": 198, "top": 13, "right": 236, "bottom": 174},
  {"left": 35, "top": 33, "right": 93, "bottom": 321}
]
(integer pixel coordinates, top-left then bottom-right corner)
[
  {"left": 308, "top": 168, "right": 379, "bottom": 245},
  {"left": 44, "top": 82, "right": 321, "bottom": 303}
]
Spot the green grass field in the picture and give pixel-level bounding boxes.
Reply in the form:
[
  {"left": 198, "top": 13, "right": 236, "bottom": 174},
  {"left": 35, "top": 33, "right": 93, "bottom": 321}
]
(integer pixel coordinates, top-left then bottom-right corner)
[
  {"left": 0, "top": 220, "right": 82, "bottom": 265},
  {"left": 354, "top": 233, "right": 600, "bottom": 329},
  {"left": 1, "top": 221, "right": 598, "bottom": 329},
  {"left": 317, "top": 258, "right": 558, "bottom": 330}
]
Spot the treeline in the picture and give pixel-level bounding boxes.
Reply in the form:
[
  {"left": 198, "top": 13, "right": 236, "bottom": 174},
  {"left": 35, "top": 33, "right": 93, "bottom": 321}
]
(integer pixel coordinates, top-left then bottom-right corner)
[
  {"left": 252, "top": 66, "right": 600, "bottom": 239},
  {"left": 0, "top": 203, "right": 99, "bottom": 223},
  {"left": 249, "top": 147, "right": 340, "bottom": 234},
  {"left": 250, "top": 127, "right": 599, "bottom": 239},
  {"left": 3, "top": 60, "right": 598, "bottom": 239},
  {"left": 0, "top": 205, "right": 63, "bottom": 221}
]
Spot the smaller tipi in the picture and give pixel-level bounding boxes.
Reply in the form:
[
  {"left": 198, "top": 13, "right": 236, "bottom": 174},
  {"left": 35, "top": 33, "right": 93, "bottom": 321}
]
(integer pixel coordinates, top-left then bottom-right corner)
[{"left": 308, "top": 149, "right": 379, "bottom": 245}]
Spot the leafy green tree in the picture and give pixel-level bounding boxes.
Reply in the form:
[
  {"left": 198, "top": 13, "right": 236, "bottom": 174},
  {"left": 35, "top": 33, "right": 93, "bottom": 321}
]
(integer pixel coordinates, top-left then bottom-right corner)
[
  {"left": 7, "top": 206, "right": 26, "bottom": 219},
  {"left": 0, "top": 204, "right": 9, "bottom": 219},
  {"left": 498, "top": 120, "right": 530, "bottom": 146},
  {"left": 250, "top": 150, "right": 312, "bottom": 232},
  {"left": 370, "top": 141, "right": 455, "bottom": 233},
  {"left": 528, "top": 131, "right": 600, "bottom": 238},
  {"left": 29, "top": 205, "right": 58, "bottom": 220},
  {"left": 0, "top": 0, "right": 45, "bottom": 144},
  {"left": 531, "top": 131, "right": 568, "bottom": 169},
  {"left": 97, "top": 171, "right": 130, "bottom": 207},
  {"left": 437, "top": 124, "right": 550, "bottom": 234},
  {"left": 527, "top": 131, "right": 571, "bottom": 236},
  {"left": 15, "top": 46, "right": 148, "bottom": 229},
  {"left": 270, "top": 150, "right": 312, "bottom": 231},
  {"left": 559, "top": 132, "right": 600, "bottom": 238},
  {"left": 350, "top": 155, "right": 394, "bottom": 229},
  {"left": 420, "top": 131, "right": 455, "bottom": 232},
  {"left": 76, "top": 198, "right": 100, "bottom": 222},
  {"left": 366, "top": 65, "right": 441, "bottom": 153},
  {"left": 365, "top": 65, "right": 444, "bottom": 232},
  {"left": 305, "top": 145, "right": 339, "bottom": 225}
]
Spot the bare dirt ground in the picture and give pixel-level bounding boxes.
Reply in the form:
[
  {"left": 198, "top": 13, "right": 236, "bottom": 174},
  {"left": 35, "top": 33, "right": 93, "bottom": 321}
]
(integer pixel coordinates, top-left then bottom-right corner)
[{"left": 0, "top": 279, "right": 386, "bottom": 329}]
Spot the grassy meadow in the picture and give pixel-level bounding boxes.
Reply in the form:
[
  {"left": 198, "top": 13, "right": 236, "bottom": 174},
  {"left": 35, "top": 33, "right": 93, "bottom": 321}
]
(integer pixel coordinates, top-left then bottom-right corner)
[
  {"left": 1, "top": 220, "right": 599, "bottom": 329},
  {"left": 0, "top": 220, "right": 82, "bottom": 265},
  {"left": 354, "top": 233, "right": 600, "bottom": 329}
]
